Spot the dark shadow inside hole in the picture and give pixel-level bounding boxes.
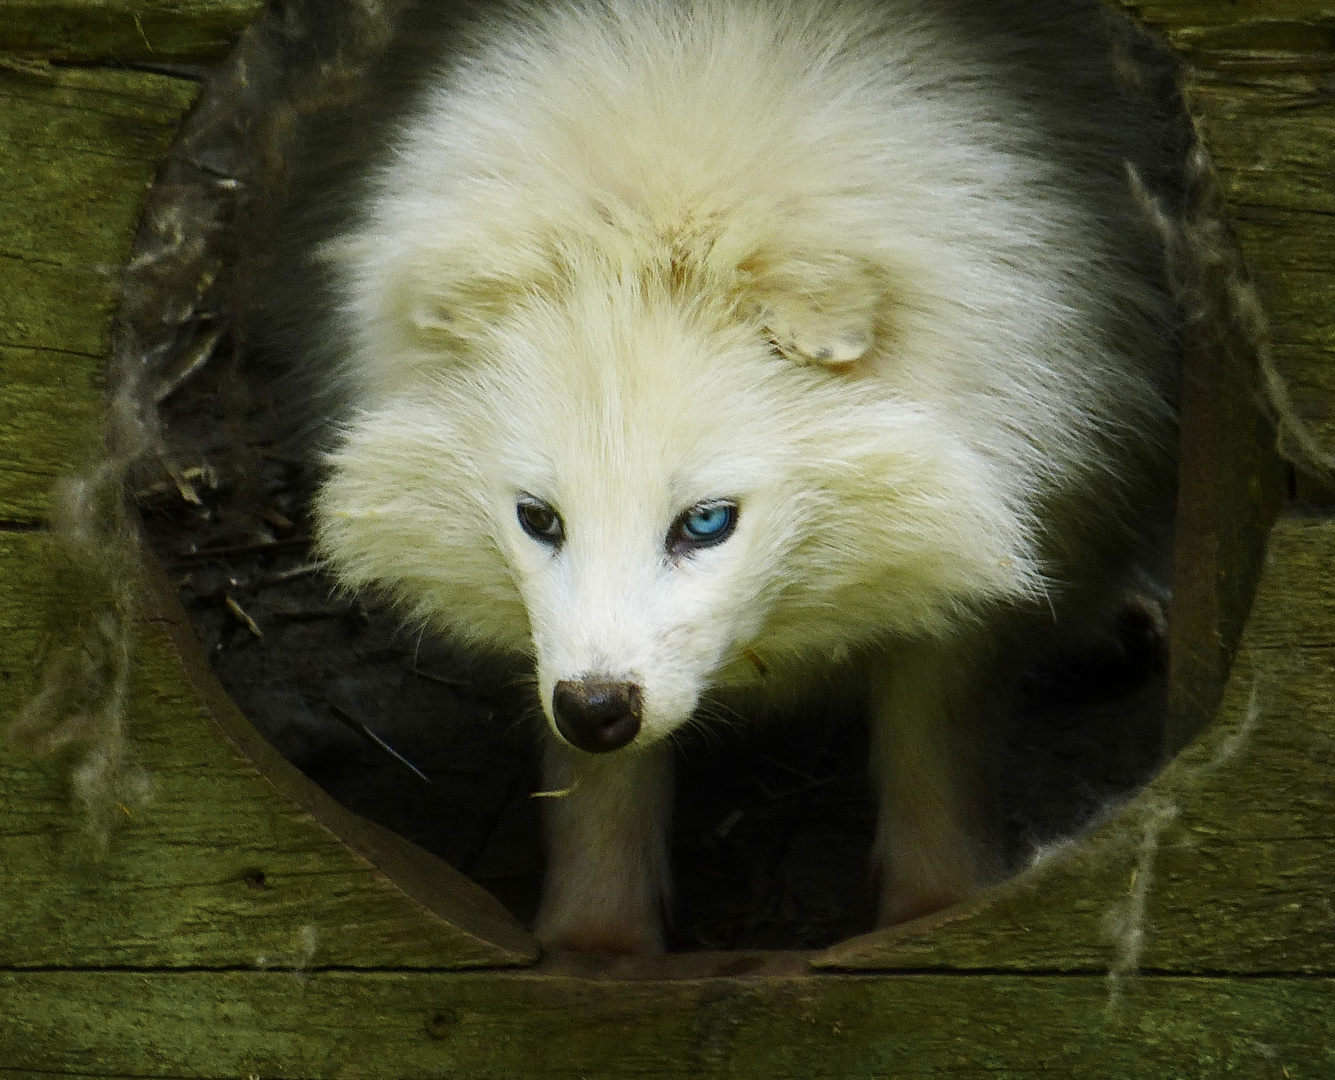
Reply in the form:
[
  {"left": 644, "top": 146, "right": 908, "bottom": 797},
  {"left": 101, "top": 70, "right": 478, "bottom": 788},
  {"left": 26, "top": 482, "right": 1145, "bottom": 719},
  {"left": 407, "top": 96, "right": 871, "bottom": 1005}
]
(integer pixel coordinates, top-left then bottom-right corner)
[{"left": 140, "top": 348, "right": 1167, "bottom": 950}]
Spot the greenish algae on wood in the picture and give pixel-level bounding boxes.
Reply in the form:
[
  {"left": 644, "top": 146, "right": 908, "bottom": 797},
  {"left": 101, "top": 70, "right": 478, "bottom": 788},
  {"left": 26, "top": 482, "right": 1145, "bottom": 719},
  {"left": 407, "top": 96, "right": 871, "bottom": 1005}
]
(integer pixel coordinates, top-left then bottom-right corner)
[
  {"left": 0, "top": 38, "right": 536, "bottom": 976},
  {"left": 9, "top": 514, "right": 1331, "bottom": 1069},
  {"left": 1131, "top": 4, "right": 1335, "bottom": 749},
  {"left": 1114, "top": 0, "right": 1335, "bottom": 67},
  {"left": 1, "top": 968, "right": 1330, "bottom": 1078},
  {"left": 0, "top": 345, "right": 102, "bottom": 522},
  {"left": 0, "top": 64, "right": 198, "bottom": 522},
  {"left": 0, "top": 0, "right": 262, "bottom": 62},
  {"left": 1191, "top": 74, "right": 1335, "bottom": 461},
  {"left": 1138, "top": 22, "right": 1335, "bottom": 746},
  {"left": 1113, "top": 1, "right": 1335, "bottom": 464}
]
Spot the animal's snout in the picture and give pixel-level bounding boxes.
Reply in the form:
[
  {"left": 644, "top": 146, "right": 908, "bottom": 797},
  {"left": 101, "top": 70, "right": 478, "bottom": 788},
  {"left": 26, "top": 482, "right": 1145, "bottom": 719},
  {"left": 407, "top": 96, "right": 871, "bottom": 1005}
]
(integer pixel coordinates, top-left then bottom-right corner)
[{"left": 552, "top": 679, "right": 643, "bottom": 753}]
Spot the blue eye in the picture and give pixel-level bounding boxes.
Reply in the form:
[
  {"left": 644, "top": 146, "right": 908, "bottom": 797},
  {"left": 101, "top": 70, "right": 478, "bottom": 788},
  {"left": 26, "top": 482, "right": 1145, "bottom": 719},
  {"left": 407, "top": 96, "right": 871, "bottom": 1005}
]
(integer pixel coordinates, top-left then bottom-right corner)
[
  {"left": 684, "top": 504, "right": 731, "bottom": 538},
  {"left": 517, "top": 495, "right": 564, "bottom": 548},
  {"left": 669, "top": 499, "right": 738, "bottom": 554}
]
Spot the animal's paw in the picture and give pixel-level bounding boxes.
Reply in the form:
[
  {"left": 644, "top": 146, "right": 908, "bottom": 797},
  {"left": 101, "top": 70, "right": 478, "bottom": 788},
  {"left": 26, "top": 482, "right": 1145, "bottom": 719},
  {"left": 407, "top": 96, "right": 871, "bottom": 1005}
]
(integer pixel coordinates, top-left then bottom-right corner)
[
  {"left": 535, "top": 912, "right": 664, "bottom": 956},
  {"left": 875, "top": 846, "right": 981, "bottom": 927},
  {"left": 877, "top": 879, "right": 976, "bottom": 927}
]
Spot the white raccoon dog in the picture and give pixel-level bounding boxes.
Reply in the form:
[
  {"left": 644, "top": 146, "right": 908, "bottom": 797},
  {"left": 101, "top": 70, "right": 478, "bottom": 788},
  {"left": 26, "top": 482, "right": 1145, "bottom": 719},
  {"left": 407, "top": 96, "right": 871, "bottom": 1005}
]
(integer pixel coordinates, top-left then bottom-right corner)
[{"left": 303, "top": 0, "right": 1181, "bottom": 953}]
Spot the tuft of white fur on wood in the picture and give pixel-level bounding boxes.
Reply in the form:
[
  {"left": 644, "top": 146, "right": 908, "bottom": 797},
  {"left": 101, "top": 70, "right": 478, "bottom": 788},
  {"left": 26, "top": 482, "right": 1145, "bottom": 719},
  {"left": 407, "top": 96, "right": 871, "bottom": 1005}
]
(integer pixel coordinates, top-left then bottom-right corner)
[{"left": 292, "top": 0, "right": 1186, "bottom": 953}]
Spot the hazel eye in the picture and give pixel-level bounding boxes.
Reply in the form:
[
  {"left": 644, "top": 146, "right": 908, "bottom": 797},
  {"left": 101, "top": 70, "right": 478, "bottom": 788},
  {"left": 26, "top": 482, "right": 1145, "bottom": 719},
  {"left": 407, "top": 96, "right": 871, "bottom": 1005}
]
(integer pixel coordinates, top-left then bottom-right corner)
[
  {"left": 517, "top": 495, "right": 564, "bottom": 548},
  {"left": 669, "top": 499, "right": 738, "bottom": 554}
]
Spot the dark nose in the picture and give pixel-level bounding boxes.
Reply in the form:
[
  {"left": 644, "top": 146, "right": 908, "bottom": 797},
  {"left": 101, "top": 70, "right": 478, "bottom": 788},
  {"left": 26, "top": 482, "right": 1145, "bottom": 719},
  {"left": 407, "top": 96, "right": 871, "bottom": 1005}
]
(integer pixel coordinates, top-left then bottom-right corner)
[{"left": 552, "top": 679, "right": 643, "bottom": 753}]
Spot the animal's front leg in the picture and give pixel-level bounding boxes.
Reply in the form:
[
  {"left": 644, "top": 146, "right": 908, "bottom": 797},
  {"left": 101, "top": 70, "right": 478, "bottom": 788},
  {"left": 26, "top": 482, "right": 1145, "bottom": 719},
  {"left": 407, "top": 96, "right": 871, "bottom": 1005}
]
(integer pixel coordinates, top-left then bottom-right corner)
[
  {"left": 868, "top": 638, "right": 1000, "bottom": 925},
  {"left": 534, "top": 735, "right": 673, "bottom": 954}
]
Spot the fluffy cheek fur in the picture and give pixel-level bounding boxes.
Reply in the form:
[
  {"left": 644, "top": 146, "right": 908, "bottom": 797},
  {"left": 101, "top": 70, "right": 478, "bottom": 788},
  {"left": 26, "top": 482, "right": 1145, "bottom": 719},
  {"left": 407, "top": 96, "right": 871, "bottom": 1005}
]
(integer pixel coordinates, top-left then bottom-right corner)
[{"left": 313, "top": 398, "right": 533, "bottom": 656}]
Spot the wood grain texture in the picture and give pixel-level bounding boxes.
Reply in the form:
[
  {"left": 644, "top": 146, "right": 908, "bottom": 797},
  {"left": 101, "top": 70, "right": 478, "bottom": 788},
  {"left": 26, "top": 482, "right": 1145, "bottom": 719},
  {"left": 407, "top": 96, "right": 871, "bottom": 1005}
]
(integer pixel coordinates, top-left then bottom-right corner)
[
  {"left": 818, "top": 515, "right": 1335, "bottom": 974},
  {"left": 0, "top": 0, "right": 262, "bottom": 62},
  {"left": 0, "top": 64, "right": 197, "bottom": 522},
  {"left": 0, "top": 531, "right": 537, "bottom": 969},
  {"left": 1189, "top": 72, "right": 1335, "bottom": 461},
  {"left": 0, "top": 345, "right": 102, "bottom": 523},
  {"left": 1114, "top": 0, "right": 1335, "bottom": 67},
  {"left": 1138, "top": 10, "right": 1335, "bottom": 744},
  {"left": 0, "top": 47, "right": 536, "bottom": 975},
  {"left": 1110, "top": 2, "right": 1335, "bottom": 462},
  {"left": 0, "top": 967, "right": 1329, "bottom": 1078},
  {"left": 6, "top": 506, "right": 1332, "bottom": 1060}
]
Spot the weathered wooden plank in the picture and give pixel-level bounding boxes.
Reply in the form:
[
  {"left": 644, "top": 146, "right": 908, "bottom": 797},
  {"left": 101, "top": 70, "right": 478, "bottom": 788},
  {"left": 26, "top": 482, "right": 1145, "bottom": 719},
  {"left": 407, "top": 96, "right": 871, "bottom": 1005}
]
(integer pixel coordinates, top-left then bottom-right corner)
[
  {"left": 1140, "top": 645, "right": 1335, "bottom": 974},
  {"left": 0, "top": 64, "right": 197, "bottom": 168},
  {"left": 0, "top": 968, "right": 1328, "bottom": 1078},
  {"left": 0, "top": 3, "right": 1327, "bottom": 1058},
  {"left": 1113, "top": 0, "right": 1335, "bottom": 66},
  {"left": 0, "top": 54, "right": 536, "bottom": 970},
  {"left": 1149, "top": 66, "right": 1333, "bottom": 738},
  {"left": 0, "top": 532, "right": 537, "bottom": 968},
  {"left": 0, "top": 346, "right": 102, "bottom": 522},
  {"left": 0, "top": 255, "right": 120, "bottom": 357},
  {"left": 1187, "top": 75, "right": 1335, "bottom": 461},
  {"left": 819, "top": 514, "right": 1335, "bottom": 974},
  {"left": 1195, "top": 84, "right": 1335, "bottom": 217},
  {"left": 0, "top": 108, "right": 195, "bottom": 268},
  {"left": 1246, "top": 515, "right": 1335, "bottom": 647},
  {"left": 1236, "top": 247, "right": 1335, "bottom": 355},
  {"left": 0, "top": 0, "right": 262, "bottom": 62},
  {"left": 0, "top": 65, "right": 198, "bottom": 522}
]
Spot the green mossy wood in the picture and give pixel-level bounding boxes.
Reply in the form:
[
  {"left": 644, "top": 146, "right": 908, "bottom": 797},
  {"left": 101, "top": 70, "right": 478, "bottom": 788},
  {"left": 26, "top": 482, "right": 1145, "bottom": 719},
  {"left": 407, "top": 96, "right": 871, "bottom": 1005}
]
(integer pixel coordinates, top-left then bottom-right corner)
[
  {"left": 2, "top": 1, "right": 1334, "bottom": 1076},
  {"left": 2, "top": 969, "right": 1331, "bottom": 1077},
  {"left": 0, "top": 0, "right": 262, "bottom": 62},
  {"left": 0, "top": 64, "right": 196, "bottom": 522}
]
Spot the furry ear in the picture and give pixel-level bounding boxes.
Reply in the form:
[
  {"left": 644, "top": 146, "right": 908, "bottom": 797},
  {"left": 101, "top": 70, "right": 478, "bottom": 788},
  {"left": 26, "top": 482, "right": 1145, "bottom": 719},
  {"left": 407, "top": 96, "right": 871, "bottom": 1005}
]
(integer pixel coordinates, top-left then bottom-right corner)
[
  {"left": 743, "top": 253, "right": 885, "bottom": 368},
  {"left": 316, "top": 233, "right": 534, "bottom": 355},
  {"left": 398, "top": 273, "right": 527, "bottom": 353},
  {"left": 403, "top": 296, "right": 488, "bottom": 344},
  {"left": 762, "top": 301, "right": 875, "bottom": 366}
]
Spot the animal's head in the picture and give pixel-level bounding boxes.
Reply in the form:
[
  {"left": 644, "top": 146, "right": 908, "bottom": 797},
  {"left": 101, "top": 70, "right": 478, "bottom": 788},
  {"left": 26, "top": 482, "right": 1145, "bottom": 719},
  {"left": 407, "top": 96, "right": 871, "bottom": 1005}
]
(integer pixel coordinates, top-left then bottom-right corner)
[{"left": 315, "top": 266, "right": 1042, "bottom": 755}]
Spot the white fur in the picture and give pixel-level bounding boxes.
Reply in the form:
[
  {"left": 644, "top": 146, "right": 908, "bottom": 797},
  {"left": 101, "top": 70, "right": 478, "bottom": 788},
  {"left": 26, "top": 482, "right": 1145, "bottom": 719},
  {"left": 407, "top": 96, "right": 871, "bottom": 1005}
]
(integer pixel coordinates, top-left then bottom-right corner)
[{"left": 311, "top": 0, "right": 1177, "bottom": 952}]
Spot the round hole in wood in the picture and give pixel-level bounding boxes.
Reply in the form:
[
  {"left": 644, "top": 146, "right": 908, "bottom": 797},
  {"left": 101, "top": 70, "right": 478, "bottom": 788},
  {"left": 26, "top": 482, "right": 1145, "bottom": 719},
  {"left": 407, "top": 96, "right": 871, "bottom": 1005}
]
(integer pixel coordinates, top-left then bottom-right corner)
[{"left": 126, "top": 0, "right": 1267, "bottom": 963}]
